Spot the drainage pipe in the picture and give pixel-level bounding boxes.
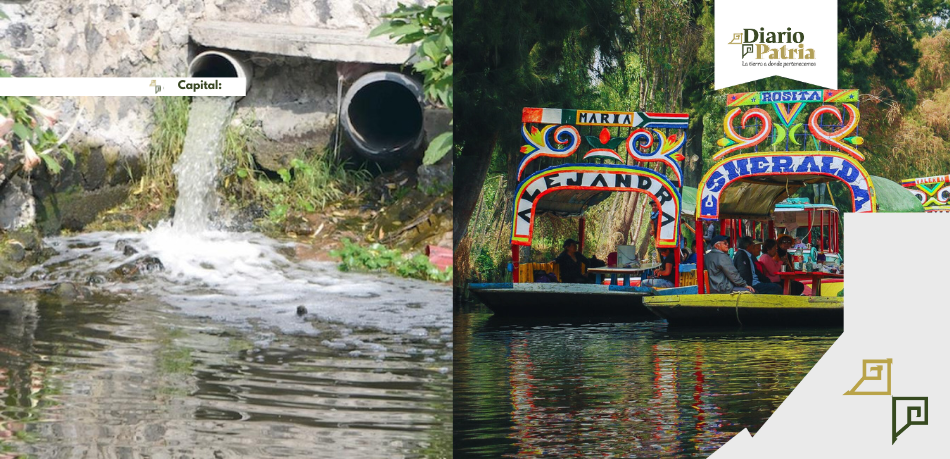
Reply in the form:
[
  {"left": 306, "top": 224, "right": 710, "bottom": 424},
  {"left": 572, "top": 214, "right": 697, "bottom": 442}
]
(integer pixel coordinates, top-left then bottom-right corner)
[
  {"left": 188, "top": 50, "right": 253, "bottom": 95},
  {"left": 340, "top": 71, "right": 425, "bottom": 162}
]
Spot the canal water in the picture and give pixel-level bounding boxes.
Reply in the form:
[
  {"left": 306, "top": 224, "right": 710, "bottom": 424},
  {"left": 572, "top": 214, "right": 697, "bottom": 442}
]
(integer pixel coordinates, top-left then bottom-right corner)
[
  {"left": 0, "top": 96, "right": 451, "bottom": 457},
  {"left": 0, "top": 291, "right": 451, "bottom": 458},
  {"left": 454, "top": 303, "right": 840, "bottom": 458}
]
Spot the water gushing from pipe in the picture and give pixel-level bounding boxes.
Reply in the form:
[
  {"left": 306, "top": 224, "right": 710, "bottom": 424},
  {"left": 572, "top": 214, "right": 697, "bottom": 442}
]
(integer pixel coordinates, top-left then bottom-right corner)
[{"left": 170, "top": 97, "right": 236, "bottom": 232}]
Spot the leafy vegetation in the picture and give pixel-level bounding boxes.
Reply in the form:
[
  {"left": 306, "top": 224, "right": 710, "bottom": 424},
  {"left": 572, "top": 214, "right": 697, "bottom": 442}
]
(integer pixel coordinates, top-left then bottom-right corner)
[
  {"left": 251, "top": 153, "right": 371, "bottom": 227},
  {"left": 1, "top": 13, "right": 75, "bottom": 182},
  {"left": 862, "top": 28, "right": 950, "bottom": 179},
  {"left": 370, "top": 0, "right": 453, "bottom": 165},
  {"left": 217, "top": 117, "right": 371, "bottom": 230},
  {"left": 331, "top": 238, "right": 452, "bottom": 282},
  {"left": 0, "top": 96, "right": 77, "bottom": 172}
]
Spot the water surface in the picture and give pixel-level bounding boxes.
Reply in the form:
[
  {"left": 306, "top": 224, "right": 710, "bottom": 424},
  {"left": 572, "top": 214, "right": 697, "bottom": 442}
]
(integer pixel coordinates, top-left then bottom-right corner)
[
  {"left": 1, "top": 92, "right": 451, "bottom": 458},
  {"left": 0, "top": 292, "right": 451, "bottom": 458},
  {"left": 454, "top": 303, "right": 839, "bottom": 458}
]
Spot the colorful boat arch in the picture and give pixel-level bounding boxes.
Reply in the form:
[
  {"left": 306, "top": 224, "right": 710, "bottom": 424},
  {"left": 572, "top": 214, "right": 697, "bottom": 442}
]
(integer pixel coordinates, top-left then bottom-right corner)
[
  {"left": 696, "top": 151, "right": 877, "bottom": 220},
  {"left": 512, "top": 164, "right": 681, "bottom": 248}
]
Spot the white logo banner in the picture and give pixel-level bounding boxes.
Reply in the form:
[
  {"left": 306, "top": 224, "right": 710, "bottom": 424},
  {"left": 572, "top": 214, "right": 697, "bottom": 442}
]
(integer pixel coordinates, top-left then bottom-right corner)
[{"left": 715, "top": 0, "right": 837, "bottom": 89}]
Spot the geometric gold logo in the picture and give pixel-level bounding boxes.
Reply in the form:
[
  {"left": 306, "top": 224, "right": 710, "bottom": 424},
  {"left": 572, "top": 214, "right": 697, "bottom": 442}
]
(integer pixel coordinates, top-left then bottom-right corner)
[
  {"left": 149, "top": 79, "right": 163, "bottom": 94},
  {"left": 843, "top": 358, "right": 892, "bottom": 395},
  {"left": 843, "top": 358, "right": 929, "bottom": 444}
]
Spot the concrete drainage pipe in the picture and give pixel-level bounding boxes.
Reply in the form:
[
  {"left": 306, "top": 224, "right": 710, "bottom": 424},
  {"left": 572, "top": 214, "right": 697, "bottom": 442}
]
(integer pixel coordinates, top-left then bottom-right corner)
[
  {"left": 188, "top": 50, "right": 253, "bottom": 95},
  {"left": 341, "top": 71, "right": 425, "bottom": 163}
]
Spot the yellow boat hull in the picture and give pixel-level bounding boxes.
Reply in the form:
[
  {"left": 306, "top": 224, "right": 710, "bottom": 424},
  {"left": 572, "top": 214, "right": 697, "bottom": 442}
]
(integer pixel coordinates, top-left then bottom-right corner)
[{"left": 643, "top": 294, "right": 843, "bottom": 327}]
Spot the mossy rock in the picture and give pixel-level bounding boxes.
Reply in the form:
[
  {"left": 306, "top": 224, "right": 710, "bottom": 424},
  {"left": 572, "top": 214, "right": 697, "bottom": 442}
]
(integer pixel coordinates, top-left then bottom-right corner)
[
  {"left": 374, "top": 189, "right": 452, "bottom": 250},
  {"left": 0, "top": 227, "right": 50, "bottom": 279},
  {"left": 33, "top": 183, "right": 131, "bottom": 235}
]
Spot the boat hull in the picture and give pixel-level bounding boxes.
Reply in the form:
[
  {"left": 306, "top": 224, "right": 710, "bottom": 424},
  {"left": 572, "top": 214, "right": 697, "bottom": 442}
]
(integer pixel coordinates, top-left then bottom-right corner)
[
  {"left": 468, "top": 283, "right": 659, "bottom": 318},
  {"left": 642, "top": 294, "right": 843, "bottom": 327}
]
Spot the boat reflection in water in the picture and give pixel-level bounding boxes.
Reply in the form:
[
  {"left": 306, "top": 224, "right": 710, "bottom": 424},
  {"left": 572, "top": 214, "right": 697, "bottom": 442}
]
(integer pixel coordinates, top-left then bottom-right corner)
[{"left": 454, "top": 304, "right": 839, "bottom": 457}]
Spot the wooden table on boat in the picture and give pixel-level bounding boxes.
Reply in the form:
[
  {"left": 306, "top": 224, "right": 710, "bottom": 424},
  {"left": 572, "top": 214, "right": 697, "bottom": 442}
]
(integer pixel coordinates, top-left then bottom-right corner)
[
  {"left": 588, "top": 264, "right": 661, "bottom": 286},
  {"left": 776, "top": 271, "right": 844, "bottom": 296}
]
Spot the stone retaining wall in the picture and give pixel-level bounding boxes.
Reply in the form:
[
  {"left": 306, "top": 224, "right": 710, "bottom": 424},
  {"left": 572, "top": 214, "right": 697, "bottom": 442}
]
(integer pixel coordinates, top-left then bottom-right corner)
[{"left": 1, "top": 0, "right": 426, "bottom": 158}]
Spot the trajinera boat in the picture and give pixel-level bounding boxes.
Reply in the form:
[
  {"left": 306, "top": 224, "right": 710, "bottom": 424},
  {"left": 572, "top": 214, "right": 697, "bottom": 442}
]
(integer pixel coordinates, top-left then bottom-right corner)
[
  {"left": 901, "top": 174, "right": 950, "bottom": 213},
  {"left": 468, "top": 106, "right": 695, "bottom": 317},
  {"left": 643, "top": 89, "right": 923, "bottom": 326},
  {"left": 469, "top": 90, "right": 922, "bottom": 322}
]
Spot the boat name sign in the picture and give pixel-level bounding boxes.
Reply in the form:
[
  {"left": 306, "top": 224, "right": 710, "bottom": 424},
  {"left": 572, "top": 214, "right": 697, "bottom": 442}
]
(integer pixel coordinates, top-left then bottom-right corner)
[{"left": 699, "top": 152, "right": 874, "bottom": 219}]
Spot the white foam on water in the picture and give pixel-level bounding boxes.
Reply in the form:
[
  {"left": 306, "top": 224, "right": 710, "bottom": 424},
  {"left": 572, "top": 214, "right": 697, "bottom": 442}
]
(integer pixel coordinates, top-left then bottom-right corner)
[{"left": 6, "top": 229, "right": 451, "bottom": 336}]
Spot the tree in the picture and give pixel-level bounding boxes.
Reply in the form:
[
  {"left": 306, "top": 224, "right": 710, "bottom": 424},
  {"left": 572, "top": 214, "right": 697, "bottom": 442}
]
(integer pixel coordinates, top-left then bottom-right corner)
[
  {"left": 454, "top": 0, "right": 634, "bottom": 250},
  {"left": 837, "top": 0, "right": 950, "bottom": 106}
]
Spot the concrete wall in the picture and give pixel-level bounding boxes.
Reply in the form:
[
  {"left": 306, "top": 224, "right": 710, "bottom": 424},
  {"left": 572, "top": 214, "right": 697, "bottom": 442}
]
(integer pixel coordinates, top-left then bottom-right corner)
[{"left": 0, "top": 0, "right": 428, "bottom": 160}]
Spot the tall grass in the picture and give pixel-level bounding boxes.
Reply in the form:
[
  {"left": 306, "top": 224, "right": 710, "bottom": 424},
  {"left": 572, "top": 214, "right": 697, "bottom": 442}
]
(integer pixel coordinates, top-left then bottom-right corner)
[
  {"left": 111, "top": 94, "right": 191, "bottom": 224},
  {"left": 137, "top": 96, "right": 191, "bottom": 207}
]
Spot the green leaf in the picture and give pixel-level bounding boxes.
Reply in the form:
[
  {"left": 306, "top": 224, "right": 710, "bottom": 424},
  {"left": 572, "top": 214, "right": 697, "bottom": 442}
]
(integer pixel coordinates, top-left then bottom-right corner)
[
  {"left": 39, "top": 152, "right": 62, "bottom": 174},
  {"left": 423, "top": 131, "right": 452, "bottom": 165},
  {"left": 390, "top": 23, "right": 423, "bottom": 38},
  {"left": 8, "top": 97, "right": 22, "bottom": 112},
  {"left": 368, "top": 21, "right": 397, "bottom": 38},
  {"left": 413, "top": 60, "right": 437, "bottom": 72},
  {"left": 12, "top": 123, "right": 30, "bottom": 141},
  {"left": 433, "top": 5, "right": 452, "bottom": 19},
  {"left": 277, "top": 168, "right": 291, "bottom": 183},
  {"left": 61, "top": 146, "right": 75, "bottom": 164},
  {"left": 422, "top": 37, "right": 440, "bottom": 59},
  {"left": 236, "top": 168, "right": 248, "bottom": 178},
  {"left": 396, "top": 31, "right": 425, "bottom": 45}
]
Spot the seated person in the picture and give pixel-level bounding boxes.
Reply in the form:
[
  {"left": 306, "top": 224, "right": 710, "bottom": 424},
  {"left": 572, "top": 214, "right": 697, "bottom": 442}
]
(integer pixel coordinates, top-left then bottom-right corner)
[
  {"left": 642, "top": 247, "right": 676, "bottom": 288},
  {"left": 648, "top": 200, "right": 659, "bottom": 238},
  {"left": 733, "top": 236, "right": 782, "bottom": 294},
  {"left": 703, "top": 221, "right": 719, "bottom": 242},
  {"left": 775, "top": 235, "right": 805, "bottom": 295},
  {"left": 683, "top": 251, "right": 697, "bottom": 264},
  {"left": 682, "top": 245, "right": 696, "bottom": 264},
  {"left": 776, "top": 235, "right": 795, "bottom": 270},
  {"left": 757, "top": 239, "right": 783, "bottom": 283},
  {"left": 704, "top": 235, "right": 754, "bottom": 293},
  {"left": 554, "top": 238, "right": 589, "bottom": 283}
]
